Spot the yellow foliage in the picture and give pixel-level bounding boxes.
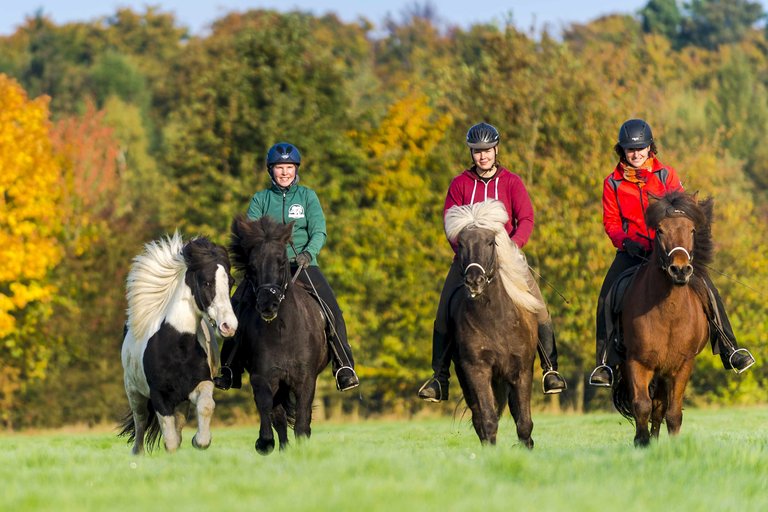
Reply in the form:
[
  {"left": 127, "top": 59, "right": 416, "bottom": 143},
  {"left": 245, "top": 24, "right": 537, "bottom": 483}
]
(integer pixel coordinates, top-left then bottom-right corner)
[{"left": 0, "top": 74, "right": 63, "bottom": 338}]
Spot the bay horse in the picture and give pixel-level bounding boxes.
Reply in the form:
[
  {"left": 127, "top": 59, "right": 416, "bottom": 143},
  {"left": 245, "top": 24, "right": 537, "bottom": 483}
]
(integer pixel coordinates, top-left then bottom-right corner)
[
  {"left": 230, "top": 215, "right": 329, "bottom": 455},
  {"left": 445, "top": 200, "right": 544, "bottom": 447},
  {"left": 120, "top": 233, "right": 238, "bottom": 454},
  {"left": 612, "top": 191, "right": 714, "bottom": 447}
]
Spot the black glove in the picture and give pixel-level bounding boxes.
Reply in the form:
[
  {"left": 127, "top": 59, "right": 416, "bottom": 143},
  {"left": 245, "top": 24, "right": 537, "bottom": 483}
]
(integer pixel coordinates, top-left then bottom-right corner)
[
  {"left": 295, "top": 251, "right": 312, "bottom": 268},
  {"left": 622, "top": 238, "right": 645, "bottom": 258}
]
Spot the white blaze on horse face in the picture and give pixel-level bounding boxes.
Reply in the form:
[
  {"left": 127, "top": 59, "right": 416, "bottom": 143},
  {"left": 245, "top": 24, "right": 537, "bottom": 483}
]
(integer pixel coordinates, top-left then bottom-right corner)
[{"left": 207, "top": 264, "right": 238, "bottom": 338}]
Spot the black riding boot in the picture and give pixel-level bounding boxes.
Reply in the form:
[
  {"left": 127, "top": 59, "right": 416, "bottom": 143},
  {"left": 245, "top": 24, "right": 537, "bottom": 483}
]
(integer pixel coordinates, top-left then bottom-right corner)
[
  {"left": 418, "top": 330, "right": 451, "bottom": 402},
  {"left": 215, "top": 336, "right": 243, "bottom": 390},
  {"left": 329, "top": 333, "right": 359, "bottom": 392},
  {"left": 537, "top": 323, "right": 567, "bottom": 394},
  {"left": 589, "top": 296, "right": 614, "bottom": 387},
  {"left": 706, "top": 284, "right": 755, "bottom": 373}
]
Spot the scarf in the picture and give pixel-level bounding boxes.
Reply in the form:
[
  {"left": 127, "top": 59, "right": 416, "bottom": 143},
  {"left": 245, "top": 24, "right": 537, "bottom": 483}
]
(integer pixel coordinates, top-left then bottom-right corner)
[{"left": 620, "top": 159, "right": 654, "bottom": 187}]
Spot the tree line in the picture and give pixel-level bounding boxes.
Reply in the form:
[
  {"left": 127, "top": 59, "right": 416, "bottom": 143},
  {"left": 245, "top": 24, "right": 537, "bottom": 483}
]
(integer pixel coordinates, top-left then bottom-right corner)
[{"left": 1, "top": 1, "right": 767, "bottom": 428}]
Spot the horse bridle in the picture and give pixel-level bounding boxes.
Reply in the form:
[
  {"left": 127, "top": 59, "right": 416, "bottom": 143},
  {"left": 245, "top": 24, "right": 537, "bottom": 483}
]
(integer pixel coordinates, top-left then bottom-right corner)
[
  {"left": 462, "top": 245, "right": 497, "bottom": 287},
  {"left": 655, "top": 209, "right": 694, "bottom": 272},
  {"left": 251, "top": 271, "right": 289, "bottom": 307}
]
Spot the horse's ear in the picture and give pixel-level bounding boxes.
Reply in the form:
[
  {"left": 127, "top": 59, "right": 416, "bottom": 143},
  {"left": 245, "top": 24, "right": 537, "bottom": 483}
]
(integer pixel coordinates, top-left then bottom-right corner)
[
  {"left": 647, "top": 193, "right": 661, "bottom": 206},
  {"left": 691, "top": 190, "right": 699, "bottom": 203},
  {"left": 281, "top": 221, "right": 295, "bottom": 244}
]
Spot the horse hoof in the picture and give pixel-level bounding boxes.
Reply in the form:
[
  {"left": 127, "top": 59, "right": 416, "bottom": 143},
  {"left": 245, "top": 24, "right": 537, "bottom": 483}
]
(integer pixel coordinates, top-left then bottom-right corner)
[
  {"left": 192, "top": 435, "right": 211, "bottom": 450},
  {"left": 634, "top": 437, "right": 651, "bottom": 448},
  {"left": 255, "top": 438, "right": 275, "bottom": 455}
]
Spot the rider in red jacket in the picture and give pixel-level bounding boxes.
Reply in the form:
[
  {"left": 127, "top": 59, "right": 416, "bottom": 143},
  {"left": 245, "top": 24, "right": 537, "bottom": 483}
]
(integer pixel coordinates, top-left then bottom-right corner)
[
  {"left": 418, "top": 122, "right": 567, "bottom": 401},
  {"left": 589, "top": 119, "right": 756, "bottom": 386}
]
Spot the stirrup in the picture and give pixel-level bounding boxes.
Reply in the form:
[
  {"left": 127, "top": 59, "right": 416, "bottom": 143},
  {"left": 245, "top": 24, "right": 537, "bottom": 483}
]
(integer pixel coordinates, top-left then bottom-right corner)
[
  {"left": 589, "top": 365, "right": 613, "bottom": 387},
  {"left": 729, "top": 348, "right": 756, "bottom": 374},
  {"left": 417, "top": 376, "right": 444, "bottom": 402},
  {"left": 542, "top": 370, "right": 566, "bottom": 394},
  {"left": 214, "top": 366, "right": 234, "bottom": 390},
  {"left": 334, "top": 365, "right": 359, "bottom": 391}
]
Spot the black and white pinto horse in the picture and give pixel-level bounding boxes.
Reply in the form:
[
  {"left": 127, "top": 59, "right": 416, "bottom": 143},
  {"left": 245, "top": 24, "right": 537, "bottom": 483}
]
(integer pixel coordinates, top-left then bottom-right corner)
[{"left": 120, "top": 233, "right": 238, "bottom": 454}]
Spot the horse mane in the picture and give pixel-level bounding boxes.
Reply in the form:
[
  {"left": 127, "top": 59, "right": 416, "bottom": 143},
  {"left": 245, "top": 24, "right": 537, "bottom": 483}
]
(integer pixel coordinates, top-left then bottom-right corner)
[
  {"left": 645, "top": 191, "right": 715, "bottom": 274},
  {"left": 230, "top": 215, "right": 293, "bottom": 275},
  {"left": 445, "top": 200, "right": 544, "bottom": 313},
  {"left": 126, "top": 231, "right": 188, "bottom": 342}
]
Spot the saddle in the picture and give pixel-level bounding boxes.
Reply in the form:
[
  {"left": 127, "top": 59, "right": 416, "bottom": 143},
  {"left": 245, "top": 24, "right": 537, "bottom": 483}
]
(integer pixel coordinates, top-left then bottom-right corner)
[{"left": 603, "top": 265, "right": 641, "bottom": 366}]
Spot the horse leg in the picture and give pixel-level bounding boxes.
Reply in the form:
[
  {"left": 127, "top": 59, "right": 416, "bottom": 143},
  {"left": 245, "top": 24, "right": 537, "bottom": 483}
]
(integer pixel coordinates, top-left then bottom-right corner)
[
  {"left": 173, "top": 403, "right": 187, "bottom": 446},
  {"left": 507, "top": 370, "right": 534, "bottom": 450},
  {"left": 272, "top": 405, "right": 290, "bottom": 451},
  {"left": 666, "top": 364, "right": 694, "bottom": 437},
  {"left": 462, "top": 364, "right": 498, "bottom": 445},
  {"left": 293, "top": 378, "right": 317, "bottom": 443},
  {"left": 156, "top": 412, "right": 180, "bottom": 453},
  {"left": 650, "top": 379, "right": 668, "bottom": 440},
  {"left": 625, "top": 362, "right": 654, "bottom": 448},
  {"left": 251, "top": 374, "right": 275, "bottom": 455},
  {"left": 127, "top": 391, "right": 149, "bottom": 456},
  {"left": 189, "top": 381, "right": 215, "bottom": 450}
]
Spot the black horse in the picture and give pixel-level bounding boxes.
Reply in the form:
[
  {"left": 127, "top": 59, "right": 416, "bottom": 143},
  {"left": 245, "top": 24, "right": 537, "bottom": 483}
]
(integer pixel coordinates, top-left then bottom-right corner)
[
  {"left": 444, "top": 200, "right": 543, "bottom": 447},
  {"left": 230, "top": 215, "right": 330, "bottom": 455}
]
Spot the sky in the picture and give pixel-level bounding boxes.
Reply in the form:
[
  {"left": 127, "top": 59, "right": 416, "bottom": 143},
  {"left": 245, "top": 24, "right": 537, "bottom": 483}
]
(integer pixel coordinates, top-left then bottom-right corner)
[{"left": 2, "top": 1, "right": 657, "bottom": 36}]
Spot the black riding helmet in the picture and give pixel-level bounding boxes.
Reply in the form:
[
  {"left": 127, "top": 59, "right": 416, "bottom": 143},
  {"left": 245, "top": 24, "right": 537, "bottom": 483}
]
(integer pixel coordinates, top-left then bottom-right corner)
[
  {"left": 618, "top": 119, "right": 653, "bottom": 149},
  {"left": 466, "top": 122, "right": 500, "bottom": 149}
]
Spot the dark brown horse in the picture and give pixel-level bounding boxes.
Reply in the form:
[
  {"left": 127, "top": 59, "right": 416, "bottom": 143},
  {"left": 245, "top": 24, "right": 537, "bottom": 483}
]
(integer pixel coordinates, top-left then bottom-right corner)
[
  {"left": 445, "top": 200, "right": 543, "bottom": 447},
  {"left": 613, "top": 191, "right": 714, "bottom": 447},
  {"left": 229, "top": 215, "right": 330, "bottom": 455}
]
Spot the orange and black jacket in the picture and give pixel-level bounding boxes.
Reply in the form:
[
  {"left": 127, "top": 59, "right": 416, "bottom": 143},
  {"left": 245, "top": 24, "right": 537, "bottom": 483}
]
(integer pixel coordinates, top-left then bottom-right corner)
[{"left": 602, "top": 156, "right": 683, "bottom": 252}]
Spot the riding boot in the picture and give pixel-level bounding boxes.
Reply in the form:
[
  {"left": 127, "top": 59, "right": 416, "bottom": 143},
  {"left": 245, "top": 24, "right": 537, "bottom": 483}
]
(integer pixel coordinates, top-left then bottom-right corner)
[
  {"left": 537, "top": 323, "right": 567, "bottom": 394},
  {"left": 214, "top": 337, "right": 243, "bottom": 390},
  {"left": 706, "top": 284, "right": 756, "bottom": 373},
  {"left": 214, "top": 290, "right": 247, "bottom": 390},
  {"left": 328, "top": 333, "right": 359, "bottom": 392},
  {"left": 589, "top": 296, "right": 614, "bottom": 387},
  {"left": 418, "top": 330, "right": 451, "bottom": 402}
]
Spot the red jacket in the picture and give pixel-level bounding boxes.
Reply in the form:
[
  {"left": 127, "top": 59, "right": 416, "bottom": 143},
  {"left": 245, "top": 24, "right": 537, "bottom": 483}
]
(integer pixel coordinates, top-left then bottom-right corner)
[
  {"left": 444, "top": 167, "right": 534, "bottom": 251},
  {"left": 602, "top": 156, "right": 683, "bottom": 252}
]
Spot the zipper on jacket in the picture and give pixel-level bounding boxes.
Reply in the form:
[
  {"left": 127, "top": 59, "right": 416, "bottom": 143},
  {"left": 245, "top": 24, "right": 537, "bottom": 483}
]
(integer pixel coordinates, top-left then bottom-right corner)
[
  {"left": 636, "top": 183, "right": 653, "bottom": 241},
  {"left": 282, "top": 190, "right": 287, "bottom": 224}
]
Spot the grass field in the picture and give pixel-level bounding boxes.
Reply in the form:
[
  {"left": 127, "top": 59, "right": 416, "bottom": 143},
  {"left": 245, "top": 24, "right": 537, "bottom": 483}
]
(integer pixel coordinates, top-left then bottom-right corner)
[{"left": 2, "top": 407, "right": 767, "bottom": 512}]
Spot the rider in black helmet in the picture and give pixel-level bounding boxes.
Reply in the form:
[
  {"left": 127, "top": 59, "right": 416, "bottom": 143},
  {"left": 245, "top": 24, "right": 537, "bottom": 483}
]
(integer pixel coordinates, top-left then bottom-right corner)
[
  {"left": 589, "top": 119, "right": 755, "bottom": 387},
  {"left": 418, "top": 122, "right": 568, "bottom": 401}
]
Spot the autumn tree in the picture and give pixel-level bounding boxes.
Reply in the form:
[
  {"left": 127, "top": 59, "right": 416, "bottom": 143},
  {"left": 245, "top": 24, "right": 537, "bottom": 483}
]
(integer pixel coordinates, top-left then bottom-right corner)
[{"left": 0, "top": 75, "right": 63, "bottom": 426}]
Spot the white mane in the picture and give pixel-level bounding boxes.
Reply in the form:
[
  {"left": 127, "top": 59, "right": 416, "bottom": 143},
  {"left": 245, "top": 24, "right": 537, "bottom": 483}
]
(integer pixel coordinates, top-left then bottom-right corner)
[
  {"left": 445, "top": 200, "right": 544, "bottom": 313},
  {"left": 126, "top": 231, "right": 188, "bottom": 342}
]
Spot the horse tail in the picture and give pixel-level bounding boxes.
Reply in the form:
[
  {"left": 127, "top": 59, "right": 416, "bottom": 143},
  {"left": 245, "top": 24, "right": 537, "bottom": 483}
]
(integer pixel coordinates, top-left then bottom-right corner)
[
  {"left": 611, "top": 371, "right": 634, "bottom": 422},
  {"left": 117, "top": 401, "right": 163, "bottom": 452}
]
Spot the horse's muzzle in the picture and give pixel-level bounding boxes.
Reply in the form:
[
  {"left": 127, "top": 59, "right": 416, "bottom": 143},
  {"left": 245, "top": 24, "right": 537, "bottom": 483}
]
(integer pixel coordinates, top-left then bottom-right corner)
[
  {"left": 667, "top": 262, "right": 693, "bottom": 285},
  {"left": 219, "top": 322, "right": 237, "bottom": 338},
  {"left": 464, "top": 275, "right": 488, "bottom": 298}
]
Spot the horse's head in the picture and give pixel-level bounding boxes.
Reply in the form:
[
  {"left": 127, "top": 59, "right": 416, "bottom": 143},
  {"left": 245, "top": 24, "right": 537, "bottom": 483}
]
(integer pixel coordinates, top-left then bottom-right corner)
[
  {"left": 231, "top": 215, "right": 293, "bottom": 322},
  {"left": 647, "top": 191, "right": 714, "bottom": 286},
  {"left": 182, "top": 238, "right": 238, "bottom": 337},
  {"left": 457, "top": 226, "right": 497, "bottom": 298}
]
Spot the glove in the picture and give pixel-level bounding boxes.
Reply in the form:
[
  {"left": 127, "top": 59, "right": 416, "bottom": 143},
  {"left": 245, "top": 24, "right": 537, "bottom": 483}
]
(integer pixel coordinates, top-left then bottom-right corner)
[
  {"left": 622, "top": 238, "right": 645, "bottom": 258},
  {"left": 295, "top": 251, "right": 312, "bottom": 268}
]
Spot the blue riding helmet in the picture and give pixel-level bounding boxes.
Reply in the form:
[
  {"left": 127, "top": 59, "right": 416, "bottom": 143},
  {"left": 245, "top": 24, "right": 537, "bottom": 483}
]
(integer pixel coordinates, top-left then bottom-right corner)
[{"left": 266, "top": 142, "right": 302, "bottom": 169}]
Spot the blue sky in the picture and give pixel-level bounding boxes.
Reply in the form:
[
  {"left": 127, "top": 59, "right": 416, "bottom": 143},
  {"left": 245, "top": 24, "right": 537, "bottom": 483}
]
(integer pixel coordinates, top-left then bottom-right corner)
[{"left": 3, "top": 1, "right": 658, "bottom": 35}]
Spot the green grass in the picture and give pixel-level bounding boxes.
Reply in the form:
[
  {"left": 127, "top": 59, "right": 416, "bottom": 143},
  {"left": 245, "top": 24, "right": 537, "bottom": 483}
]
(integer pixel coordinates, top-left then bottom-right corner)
[{"left": 2, "top": 408, "right": 767, "bottom": 512}]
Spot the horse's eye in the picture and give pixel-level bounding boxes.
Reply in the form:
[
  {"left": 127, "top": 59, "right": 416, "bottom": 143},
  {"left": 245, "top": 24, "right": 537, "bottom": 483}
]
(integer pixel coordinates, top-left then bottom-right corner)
[
  {"left": 657, "top": 228, "right": 664, "bottom": 235},
  {"left": 204, "top": 281, "right": 212, "bottom": 288}
]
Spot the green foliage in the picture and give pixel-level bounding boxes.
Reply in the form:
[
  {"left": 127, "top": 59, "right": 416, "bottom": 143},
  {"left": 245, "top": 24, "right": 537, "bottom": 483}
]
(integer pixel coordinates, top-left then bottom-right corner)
[{"left": 642, "top": 0, "right": 683, "bottom": 40}]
